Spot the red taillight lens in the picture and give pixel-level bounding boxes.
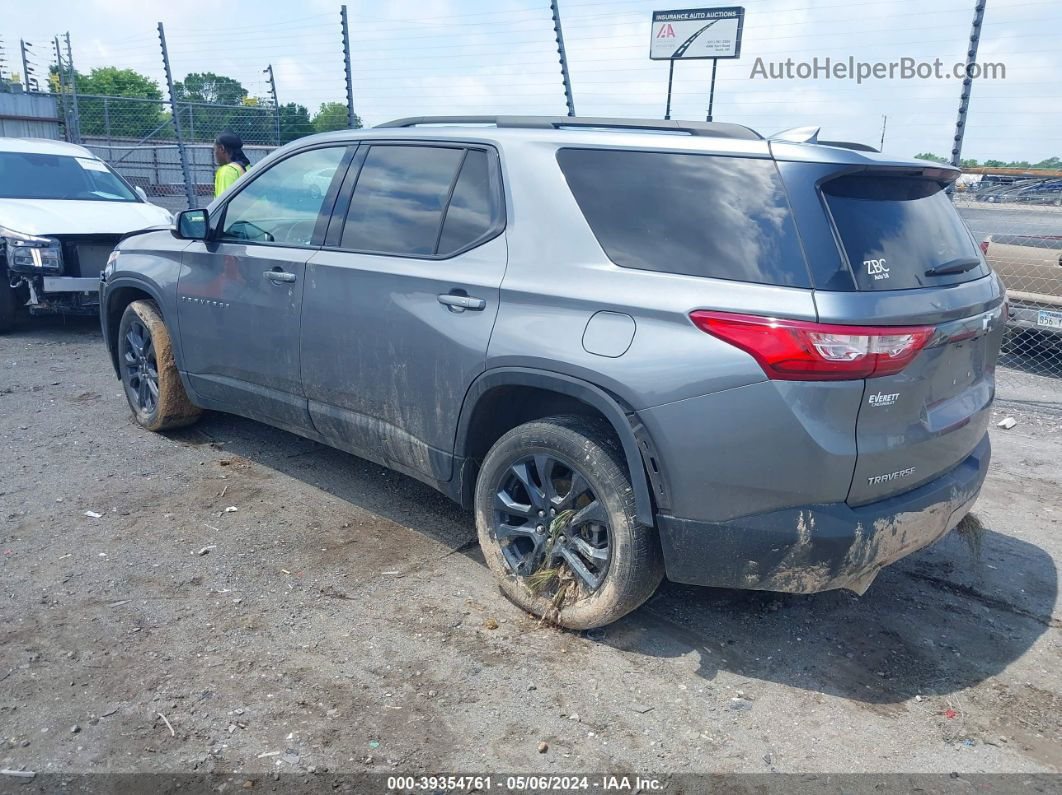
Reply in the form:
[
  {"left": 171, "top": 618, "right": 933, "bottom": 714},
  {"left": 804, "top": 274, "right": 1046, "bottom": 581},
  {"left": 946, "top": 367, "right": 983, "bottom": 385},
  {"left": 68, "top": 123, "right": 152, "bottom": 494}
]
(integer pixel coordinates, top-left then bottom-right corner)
[
  {"left": 980, "top": 240, "right": 990, "bottom": 255},
  {"left": 690, "top": 311, "right": 933, "bottom": 381}
]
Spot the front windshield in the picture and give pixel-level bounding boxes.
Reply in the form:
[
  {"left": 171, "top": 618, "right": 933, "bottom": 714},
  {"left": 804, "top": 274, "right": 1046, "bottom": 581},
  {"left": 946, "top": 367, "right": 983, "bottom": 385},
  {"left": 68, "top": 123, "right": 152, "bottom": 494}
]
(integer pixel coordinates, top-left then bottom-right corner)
[{"left": 0, "top": 152, "right": 138, "bottom": 202}]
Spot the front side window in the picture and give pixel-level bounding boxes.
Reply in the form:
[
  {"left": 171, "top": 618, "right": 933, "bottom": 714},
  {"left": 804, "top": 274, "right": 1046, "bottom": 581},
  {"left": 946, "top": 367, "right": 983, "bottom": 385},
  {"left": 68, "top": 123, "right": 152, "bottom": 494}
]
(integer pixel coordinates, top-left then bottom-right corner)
[
  {"left": 0, "top": 152, "right": 137, "bottom": 202},
  {"left": 220, "top": 147, "right": 346, "bottom": 246}
]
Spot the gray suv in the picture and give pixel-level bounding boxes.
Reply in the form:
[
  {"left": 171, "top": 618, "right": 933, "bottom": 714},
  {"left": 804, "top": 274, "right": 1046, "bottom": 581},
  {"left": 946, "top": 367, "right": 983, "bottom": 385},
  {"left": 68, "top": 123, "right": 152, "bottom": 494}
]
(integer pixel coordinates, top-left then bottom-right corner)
[{"left": 100, "top": 116, "right": 1004, "bottom": 628}]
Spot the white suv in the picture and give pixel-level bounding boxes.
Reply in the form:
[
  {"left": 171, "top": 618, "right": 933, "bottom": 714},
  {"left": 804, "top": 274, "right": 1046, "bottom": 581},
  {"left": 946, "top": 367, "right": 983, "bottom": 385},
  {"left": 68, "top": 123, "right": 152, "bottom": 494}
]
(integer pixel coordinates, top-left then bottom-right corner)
[{"left": 0, "top": 138, "right": 172, "bottom": 332}]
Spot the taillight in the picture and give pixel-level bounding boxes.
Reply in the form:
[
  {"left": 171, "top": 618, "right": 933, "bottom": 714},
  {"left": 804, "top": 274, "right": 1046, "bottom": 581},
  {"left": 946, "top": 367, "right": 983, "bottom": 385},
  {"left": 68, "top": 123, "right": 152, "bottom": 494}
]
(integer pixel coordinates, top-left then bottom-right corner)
[
  {"left": 980, "top": 240, "right": 990, "bottom": 255},
  {"left": 690, "top": 311, "right": 934, "bottom": 381}
]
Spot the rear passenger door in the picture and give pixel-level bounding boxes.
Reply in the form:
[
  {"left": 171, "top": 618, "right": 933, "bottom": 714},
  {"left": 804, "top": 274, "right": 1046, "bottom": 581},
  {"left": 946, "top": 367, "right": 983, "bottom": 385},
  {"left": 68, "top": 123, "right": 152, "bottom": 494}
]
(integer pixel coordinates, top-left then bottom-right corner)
[{"left": 302, "top": 142, "right": 506, "bottom": 482}]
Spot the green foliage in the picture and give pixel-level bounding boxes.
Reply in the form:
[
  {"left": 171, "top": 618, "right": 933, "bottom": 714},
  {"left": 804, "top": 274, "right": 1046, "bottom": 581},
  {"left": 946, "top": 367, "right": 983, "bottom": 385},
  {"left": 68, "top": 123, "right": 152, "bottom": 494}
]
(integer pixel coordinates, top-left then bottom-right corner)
[
  {"left": 312, "top": 101, "right": 362, "bottom": 134},
  {"left": 279, "top": 102, "right": 313, "bottom": 144},
  {"left": 916, "top": 152, "right": 1061, "bottom": 171},
  {"left": 51, "top": 66, "right": 165, "bottom": 138},
  {"left": 914, "top": 151, "right": 948, "bottom": 163}
]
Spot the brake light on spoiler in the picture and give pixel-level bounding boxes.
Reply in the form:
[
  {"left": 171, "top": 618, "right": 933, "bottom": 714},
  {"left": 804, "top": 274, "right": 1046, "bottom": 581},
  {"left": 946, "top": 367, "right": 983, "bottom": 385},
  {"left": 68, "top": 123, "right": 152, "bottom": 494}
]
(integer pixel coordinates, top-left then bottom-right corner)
[{"left": 690, "top": 311, "right": 934, "bottom": 381}]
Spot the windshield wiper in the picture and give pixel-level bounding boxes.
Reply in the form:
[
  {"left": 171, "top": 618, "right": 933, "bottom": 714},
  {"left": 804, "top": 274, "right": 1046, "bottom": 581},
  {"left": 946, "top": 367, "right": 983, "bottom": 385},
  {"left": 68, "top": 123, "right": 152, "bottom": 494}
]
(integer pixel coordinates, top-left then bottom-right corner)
[{"left": 925, "top": 257, "right": 982, "bottom": 277}]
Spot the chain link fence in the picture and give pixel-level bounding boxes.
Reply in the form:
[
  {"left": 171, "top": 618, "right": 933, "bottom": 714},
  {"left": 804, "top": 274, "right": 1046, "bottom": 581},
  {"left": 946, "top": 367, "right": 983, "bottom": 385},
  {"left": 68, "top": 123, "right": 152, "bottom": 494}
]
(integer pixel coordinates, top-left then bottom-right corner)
[
  {"left": 951, "top": 184, "right": 1062, "bottom": 402},
  {"left": 59, "top": 93, "right": 279, "bottom": 213}
]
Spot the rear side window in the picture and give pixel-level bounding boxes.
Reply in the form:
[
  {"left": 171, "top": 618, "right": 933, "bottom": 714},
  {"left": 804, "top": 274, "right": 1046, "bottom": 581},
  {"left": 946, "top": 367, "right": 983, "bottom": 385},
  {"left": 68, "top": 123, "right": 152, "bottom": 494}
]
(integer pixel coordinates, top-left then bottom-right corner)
[
  {"left": 822, "top": 175, "right": 988, "bottom": 290},
  {"left": 341, "top": 146, "right": 464, "bottom": 256},
  {"left": 438, "top": 150, "right": 494, "bottom": 256},
  {"left": 556, "top": 148, "right": 810, "bottom": 287}
]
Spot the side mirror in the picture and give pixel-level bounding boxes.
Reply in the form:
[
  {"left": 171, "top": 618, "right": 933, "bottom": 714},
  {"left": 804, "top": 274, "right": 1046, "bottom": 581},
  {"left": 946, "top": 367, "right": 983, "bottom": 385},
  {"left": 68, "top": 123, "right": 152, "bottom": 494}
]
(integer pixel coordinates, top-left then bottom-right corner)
[
  {"left": 134, "top": 186, "right": 148, "bottom": 201},
  {"left": 174, "top": 209, "right": 210, "bottom": 241}
]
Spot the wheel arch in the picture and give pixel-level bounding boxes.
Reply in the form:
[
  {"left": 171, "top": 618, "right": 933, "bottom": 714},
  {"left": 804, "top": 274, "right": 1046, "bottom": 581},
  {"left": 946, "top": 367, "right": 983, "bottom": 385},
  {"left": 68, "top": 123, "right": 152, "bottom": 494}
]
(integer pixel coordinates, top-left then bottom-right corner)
[
  {"left": 103, "top": 278, "right": 175, "bottom": 378},
  {"left": 453, "top": 367, "right": 659, "bottom": 525}
]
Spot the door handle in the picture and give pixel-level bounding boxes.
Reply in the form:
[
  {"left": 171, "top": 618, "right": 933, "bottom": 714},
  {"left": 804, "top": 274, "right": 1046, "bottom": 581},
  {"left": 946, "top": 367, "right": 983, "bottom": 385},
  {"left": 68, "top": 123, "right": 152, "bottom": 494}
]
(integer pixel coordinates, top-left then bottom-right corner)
[
  {"left": 264, "top": 269, "right": 296, "bottom": 284},
  {"left": 437, "top": 293, "right": 486, "bottom": 312}
]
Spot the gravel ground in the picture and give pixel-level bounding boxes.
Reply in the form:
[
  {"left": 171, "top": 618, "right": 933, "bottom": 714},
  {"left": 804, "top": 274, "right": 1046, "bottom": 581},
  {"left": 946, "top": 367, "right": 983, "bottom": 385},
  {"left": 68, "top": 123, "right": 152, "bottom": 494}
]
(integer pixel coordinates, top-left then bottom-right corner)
[{"left": 1, "top": 317, "right": 1060, "bottom": 778}]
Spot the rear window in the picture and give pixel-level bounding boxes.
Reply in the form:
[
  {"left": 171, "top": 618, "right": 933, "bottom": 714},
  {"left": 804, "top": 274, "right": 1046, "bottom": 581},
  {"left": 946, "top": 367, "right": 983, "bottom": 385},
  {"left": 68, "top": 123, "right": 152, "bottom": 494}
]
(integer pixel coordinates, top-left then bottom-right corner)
[
  {"left": 556, "top": 149, "right": 810, "bottom": 287},
  {"left": 822, "top": 175, "right": 989, "bottom": 290}
]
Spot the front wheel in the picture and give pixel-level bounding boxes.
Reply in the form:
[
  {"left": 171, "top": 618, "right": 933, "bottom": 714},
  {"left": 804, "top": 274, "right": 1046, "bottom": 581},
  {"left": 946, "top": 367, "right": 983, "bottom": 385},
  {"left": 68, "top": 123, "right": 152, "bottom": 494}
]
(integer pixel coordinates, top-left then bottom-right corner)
[
  {"left": 118, "top": 299, "right": 201, "bottom": 431},
  {"left": 474, "top": 415, "right": 663, "bottom": 629}
]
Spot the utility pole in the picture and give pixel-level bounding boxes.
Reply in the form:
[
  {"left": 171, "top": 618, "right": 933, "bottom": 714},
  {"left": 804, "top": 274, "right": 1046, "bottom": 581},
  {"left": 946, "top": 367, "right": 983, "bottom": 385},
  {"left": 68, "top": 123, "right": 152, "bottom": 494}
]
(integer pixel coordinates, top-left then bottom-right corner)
[
  {"left": 550, "top": 0, "right": 576, "bottom": 117},
  {"left": 265, "top": 64, "right": 281, "bottom": 146},
  {"left": 950, "top": 0, "right": 987, "bottom": 172},
  {"left": 63, "top": 32, "right": 81, "bottom": 143},
  {"left": 158, "top": 22, "right": 196, "bottom": 209},
  {"left": 340, "top": 5, "right": 356, "bottom": 129}
]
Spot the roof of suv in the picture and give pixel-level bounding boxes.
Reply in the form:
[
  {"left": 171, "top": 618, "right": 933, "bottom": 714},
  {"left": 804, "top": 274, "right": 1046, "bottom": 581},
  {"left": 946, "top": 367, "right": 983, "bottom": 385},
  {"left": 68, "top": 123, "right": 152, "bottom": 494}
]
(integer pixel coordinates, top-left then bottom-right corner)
[
  {"left": 0, "top": 137, "right": 97, "bottom": 158},
  {"left": 295, "top": 116, "right": 957, "bottom": 175}
]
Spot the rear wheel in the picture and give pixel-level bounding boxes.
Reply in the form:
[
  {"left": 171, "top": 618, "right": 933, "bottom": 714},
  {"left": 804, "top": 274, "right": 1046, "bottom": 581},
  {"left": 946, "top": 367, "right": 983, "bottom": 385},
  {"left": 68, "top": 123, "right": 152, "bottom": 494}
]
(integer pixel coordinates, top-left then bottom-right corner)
[
  {"left": 118, "top": 300, "right": 201, "bottom": 431},
  {"left": 474, "top": 415, "right": 663, "bottom": 629}
]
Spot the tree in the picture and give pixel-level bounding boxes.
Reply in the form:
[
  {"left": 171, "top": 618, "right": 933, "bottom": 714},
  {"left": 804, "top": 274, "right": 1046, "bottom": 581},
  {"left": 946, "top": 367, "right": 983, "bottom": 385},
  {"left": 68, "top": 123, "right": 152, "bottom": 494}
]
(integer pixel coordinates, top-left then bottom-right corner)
[
  {"left": 1034, "top": 156, "right": 1062, "bottom": 170},
  {"left": 913, "top": 152, "right": 948, "bottom": 163},
  {"left": 312, "top": 101, "right": 362, "bottom": 134},
  {"left": 174, "top": 72, "right": 247, "bottom": 105},
  {"left": 171, "top": 72, "right": 274, "bottom": 144},
  {"left": 279, "top": 102, "right": 313, "bottom": 144},
  {"left": 51, "top": 66, "right": 165, "bottom": 138}
]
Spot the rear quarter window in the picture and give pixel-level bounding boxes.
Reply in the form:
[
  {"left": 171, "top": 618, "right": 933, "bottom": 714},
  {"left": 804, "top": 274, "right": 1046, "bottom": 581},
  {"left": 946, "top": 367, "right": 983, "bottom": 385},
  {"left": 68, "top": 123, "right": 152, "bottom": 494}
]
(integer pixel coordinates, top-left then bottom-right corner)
[{"left": 556, "top": 148, "right": 811, "bottom": 287}]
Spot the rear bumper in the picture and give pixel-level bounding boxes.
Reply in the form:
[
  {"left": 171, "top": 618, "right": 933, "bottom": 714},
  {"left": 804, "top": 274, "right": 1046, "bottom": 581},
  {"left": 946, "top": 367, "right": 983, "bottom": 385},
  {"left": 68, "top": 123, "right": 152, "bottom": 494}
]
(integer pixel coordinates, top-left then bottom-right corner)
[{"left": 656, "top": 433, "right": 990, "bottom": 594}]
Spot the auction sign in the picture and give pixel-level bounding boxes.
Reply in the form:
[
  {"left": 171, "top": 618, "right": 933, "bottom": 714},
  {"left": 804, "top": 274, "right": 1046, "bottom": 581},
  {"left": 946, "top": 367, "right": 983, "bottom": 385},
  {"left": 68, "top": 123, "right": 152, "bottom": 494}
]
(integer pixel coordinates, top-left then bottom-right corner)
[{"left": 650, "top": 6, "right": 745, "bottom": 60}]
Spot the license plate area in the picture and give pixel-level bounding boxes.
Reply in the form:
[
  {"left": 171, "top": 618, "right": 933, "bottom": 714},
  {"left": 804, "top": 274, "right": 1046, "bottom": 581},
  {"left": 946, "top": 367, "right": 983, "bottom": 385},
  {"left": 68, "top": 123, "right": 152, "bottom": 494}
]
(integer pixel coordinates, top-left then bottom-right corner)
[{"left": 1037, "top": 309, "right": 1062, "bottom": 329}]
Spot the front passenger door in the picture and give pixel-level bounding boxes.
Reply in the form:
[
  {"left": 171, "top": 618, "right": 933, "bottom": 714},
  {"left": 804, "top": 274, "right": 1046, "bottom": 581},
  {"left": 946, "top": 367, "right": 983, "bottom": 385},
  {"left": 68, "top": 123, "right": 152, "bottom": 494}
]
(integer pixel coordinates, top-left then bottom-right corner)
[{"left": 177, "top": 145, "right": 350, "bottom": 432}]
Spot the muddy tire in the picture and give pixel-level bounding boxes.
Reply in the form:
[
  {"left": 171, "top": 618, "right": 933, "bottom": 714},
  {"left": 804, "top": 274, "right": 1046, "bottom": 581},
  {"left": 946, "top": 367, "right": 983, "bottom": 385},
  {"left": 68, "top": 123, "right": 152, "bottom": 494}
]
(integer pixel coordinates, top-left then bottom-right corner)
[
  {"left": 118, "top": 300, "right": 201, "bottom": 431},
  {"left": 474, "top": 415, "right": 664, "bottom": 630},
  {"left": 0, "top": 277, "right": 16, "bottom": 334}
]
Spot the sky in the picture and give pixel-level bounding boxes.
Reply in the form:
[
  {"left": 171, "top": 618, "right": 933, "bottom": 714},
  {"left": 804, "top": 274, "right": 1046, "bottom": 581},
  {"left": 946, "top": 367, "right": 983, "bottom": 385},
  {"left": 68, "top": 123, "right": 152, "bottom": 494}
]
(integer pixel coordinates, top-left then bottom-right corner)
[{"left": 2, "top": 0, "right": 1058, "bottom": 163}]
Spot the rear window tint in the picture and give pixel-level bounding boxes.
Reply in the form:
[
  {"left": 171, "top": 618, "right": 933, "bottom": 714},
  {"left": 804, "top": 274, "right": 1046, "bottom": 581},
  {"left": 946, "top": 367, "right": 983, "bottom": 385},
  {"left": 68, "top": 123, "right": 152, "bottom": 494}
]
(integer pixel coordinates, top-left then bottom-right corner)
[
  {"left": 823, "top": 175, "right": 989, "bottom": 290},
  {"left": 556, "top": 149, "right": 810, "bottom": 287}
]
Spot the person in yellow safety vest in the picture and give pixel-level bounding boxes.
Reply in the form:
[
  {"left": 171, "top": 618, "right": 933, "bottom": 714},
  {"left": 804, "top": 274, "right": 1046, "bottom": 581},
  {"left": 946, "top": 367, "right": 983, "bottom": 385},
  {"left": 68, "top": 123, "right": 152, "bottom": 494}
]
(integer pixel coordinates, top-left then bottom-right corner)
[{"left": 213, "top": 131, "right": 250, "bottom": 198}]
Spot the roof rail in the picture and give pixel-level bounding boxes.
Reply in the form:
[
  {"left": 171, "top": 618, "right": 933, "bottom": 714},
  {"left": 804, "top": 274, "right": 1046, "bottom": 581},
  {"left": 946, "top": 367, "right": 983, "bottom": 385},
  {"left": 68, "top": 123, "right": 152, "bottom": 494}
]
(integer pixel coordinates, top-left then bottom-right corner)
[{"left": 376, "top": 115, "right": 762, "bottom": 141}]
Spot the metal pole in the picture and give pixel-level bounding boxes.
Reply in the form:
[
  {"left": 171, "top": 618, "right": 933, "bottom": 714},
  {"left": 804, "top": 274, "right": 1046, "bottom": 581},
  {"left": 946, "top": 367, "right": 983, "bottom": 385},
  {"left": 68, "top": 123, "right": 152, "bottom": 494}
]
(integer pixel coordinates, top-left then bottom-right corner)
[
  {"left": 550, "top": 0, "right": 576, "bottom": 116},
  {"left": 705, "top": 58, "right": 718, "bottom": 122},
  {"left": 950, "top": 0, "right": 987, "bottom": 171},
  {"left": 340, "top": 5, "right": 356, "bottom": 129},
  {"left": 104, "top": 96, "right": 111, "bottom": 144},
  {"left": 265, "top": 64, "right": 281, "bottom": 145},
  {"left": 664, "top": 60, "right": 675, "bottom": 120},
  {"left": 158, "top": 22, "right": 196, "bottom": 209},
  {"left": 879, "top": 114, "right": 887, "bottom": 151},
  {"left": 53, "top": 37, "right": 73, "bottom": 140},
  {"left": 63, "top": 33, "right": 81, "bottom": 144},
  {"left": 20, "top": 39, "right": 30, "bottom": 92}
]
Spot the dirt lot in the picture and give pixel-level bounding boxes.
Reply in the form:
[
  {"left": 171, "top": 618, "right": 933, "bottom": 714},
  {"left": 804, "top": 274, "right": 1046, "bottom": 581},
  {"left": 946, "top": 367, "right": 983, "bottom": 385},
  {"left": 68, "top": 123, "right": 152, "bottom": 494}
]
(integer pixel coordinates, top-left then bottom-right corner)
[{"left": 1, "top": 317, "right": 1060, "bottom": 779}]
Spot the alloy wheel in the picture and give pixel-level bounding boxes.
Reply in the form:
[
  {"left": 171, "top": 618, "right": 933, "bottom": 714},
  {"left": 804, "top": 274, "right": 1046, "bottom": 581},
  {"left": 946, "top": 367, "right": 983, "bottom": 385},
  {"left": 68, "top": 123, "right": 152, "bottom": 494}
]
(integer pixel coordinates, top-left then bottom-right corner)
[
  {"left": 122, "top": 318, "right": 159, "bottom": 415},
  {"left": 492, "top": 453, "right": 612, "bottom": 593}
]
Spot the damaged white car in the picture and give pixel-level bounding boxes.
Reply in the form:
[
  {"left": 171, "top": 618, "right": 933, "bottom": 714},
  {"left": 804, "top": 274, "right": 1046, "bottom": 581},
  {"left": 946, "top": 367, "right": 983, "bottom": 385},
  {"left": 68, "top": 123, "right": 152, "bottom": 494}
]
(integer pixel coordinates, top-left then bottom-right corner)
[{"left": 0, "top": 138, "right": 172, "bottom": 332}]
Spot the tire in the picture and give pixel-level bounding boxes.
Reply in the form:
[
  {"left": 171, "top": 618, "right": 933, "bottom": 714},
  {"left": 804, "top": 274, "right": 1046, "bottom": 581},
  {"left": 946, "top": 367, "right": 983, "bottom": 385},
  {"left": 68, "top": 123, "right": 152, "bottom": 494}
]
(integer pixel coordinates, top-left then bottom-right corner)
[
  {"left": 474, "top": 415, "right": 664, "bottom": 629},
  {"left": 118, "top": 300, "right": 201, "bottom": 431},
  {"left": 0, "top": 277, "right": 16, "bottom": 334}
]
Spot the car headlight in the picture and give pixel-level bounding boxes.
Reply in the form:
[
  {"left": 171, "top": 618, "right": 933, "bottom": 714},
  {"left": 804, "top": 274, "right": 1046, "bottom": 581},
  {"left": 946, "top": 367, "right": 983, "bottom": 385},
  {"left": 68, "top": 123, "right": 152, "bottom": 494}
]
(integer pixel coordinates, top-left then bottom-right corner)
[{"left": 1, "top": 226, "right": 63, "bottom": 275}]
